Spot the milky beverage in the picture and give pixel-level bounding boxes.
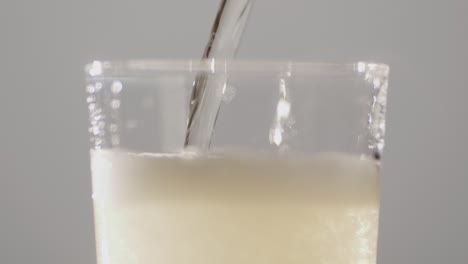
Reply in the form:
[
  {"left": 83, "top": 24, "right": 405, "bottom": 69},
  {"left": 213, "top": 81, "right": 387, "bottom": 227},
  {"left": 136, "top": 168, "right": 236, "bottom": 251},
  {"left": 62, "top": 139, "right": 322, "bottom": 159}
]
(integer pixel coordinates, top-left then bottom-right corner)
[{"left": 92, "top": 150, "right": 380, "bottom": 264}]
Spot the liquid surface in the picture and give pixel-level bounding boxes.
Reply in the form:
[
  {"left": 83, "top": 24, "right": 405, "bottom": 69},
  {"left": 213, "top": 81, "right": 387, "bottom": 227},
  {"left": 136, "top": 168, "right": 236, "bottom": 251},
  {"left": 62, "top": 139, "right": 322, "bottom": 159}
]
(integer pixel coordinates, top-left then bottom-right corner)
[{"left": 92, "top": 150, "right": 380, "bottom": 264}]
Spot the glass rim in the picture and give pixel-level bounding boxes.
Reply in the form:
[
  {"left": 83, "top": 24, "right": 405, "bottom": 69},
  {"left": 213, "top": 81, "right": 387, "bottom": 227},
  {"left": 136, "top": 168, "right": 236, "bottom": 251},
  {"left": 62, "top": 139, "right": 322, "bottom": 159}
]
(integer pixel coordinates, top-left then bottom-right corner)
[{"left": 85, "top": 59, "right": 389, "bottom": 78}]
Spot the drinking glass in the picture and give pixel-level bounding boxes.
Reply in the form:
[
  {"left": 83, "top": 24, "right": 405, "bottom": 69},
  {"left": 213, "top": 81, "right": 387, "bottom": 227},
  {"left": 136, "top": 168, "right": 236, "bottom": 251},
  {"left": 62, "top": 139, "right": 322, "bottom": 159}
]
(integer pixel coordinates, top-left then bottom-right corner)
[{"left": 85, "top": 60, "right": 389, "bottom": 264}]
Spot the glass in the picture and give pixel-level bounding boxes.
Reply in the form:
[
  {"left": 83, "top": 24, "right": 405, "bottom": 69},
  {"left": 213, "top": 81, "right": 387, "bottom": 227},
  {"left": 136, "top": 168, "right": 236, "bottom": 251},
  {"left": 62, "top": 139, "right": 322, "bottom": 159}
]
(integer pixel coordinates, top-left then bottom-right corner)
[{"left": 85, "top": 59, "right": 389, "bottom": 264}]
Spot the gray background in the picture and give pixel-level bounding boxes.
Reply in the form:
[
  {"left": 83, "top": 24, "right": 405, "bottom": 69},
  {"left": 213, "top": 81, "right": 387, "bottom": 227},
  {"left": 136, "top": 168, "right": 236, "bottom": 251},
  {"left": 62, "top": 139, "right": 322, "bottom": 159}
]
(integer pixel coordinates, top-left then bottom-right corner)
[{"left": 1, "top": 0, "right": 467, "bottom": 263}]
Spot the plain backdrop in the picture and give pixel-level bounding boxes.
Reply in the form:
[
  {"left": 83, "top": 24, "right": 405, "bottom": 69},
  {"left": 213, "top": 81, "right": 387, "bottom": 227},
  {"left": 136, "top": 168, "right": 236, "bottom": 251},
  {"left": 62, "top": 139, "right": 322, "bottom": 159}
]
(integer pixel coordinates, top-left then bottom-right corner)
[{"left": 1, "top": 0, "right": 468, "bottom": 263}]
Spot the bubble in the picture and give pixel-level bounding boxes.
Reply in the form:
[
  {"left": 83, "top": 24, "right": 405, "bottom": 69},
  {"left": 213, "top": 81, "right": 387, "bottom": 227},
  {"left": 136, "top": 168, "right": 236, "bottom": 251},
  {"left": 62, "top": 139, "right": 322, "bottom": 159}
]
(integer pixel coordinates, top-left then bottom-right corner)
[
  {"left": 357, "top": 62, "right": 366, "bottom": 73},
  {"left": 276, "top": 99, "right": 291, "bottom": 119},
  {"left": 111, "top": 81, "right": 123, "bottom": 94},
  {"left": 379, "top": 122, "right": 385, "bottom": 131},
  {"left": 92, "top": 126, "right": 100, "bottom": 135},
  {"left": 86, "top": 85, "right": 95, "bottom": 93},
  {"left": 269, "top": 126, "right": 283, "bottom": 146},
  {"left": 95, "top": 82, "right": 103, "bottom": 91},
  {"left": 88, "top": 61, "right": 103, "bottom": 76}
]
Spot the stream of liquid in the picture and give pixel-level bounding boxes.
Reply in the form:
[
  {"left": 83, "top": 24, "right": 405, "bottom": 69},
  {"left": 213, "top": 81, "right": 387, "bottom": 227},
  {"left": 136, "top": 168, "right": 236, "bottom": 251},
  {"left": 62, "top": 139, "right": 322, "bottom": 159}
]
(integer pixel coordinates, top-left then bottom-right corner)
[{"left": 185, "top": 0, "right": 255, "bottom": 149}]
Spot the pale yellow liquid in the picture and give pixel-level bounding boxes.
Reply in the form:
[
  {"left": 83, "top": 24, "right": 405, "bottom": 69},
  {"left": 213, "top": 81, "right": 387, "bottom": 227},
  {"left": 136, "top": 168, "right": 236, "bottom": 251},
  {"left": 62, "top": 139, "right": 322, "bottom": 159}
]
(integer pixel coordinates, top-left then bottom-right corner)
[{"left": 91, "top": 150, "right": 380, "bottom": 264}]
